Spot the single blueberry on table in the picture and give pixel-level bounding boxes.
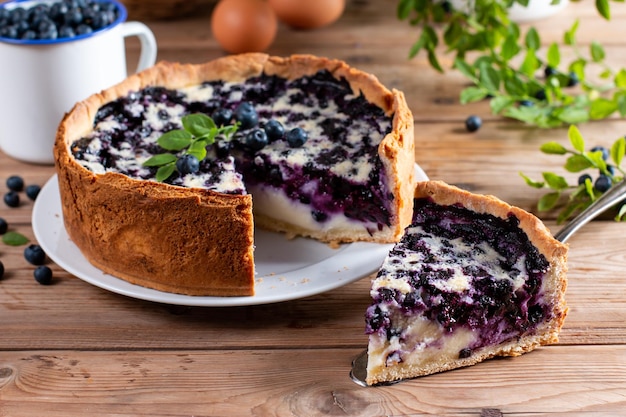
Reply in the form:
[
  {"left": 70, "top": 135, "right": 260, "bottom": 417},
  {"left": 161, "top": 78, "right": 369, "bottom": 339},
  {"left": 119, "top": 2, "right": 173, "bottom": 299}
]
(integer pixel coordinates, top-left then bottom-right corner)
[
  {"left": 0, "top": 218, "right": 7, "bottom": 235},
  {"left": 234, "top": 102, "right": 258, "bottom": 130},
  {"left": 245, "top": 128, "right": 269, "bottom": 151},
  {"left": 263, "top": 119, "right": 285, "bottom": 142},
  {"left": 24, "top": 244, "right": 46, "bottom": 266},
  {"left": 595, "top": 175, "right": 612, "bottom": 192},
  {"left": 34, "top": 265, "right": 53, "bottom": 285},
  {"left": 25, "top": 184, "right": 41, "bottom": 201},
  {"left": 286, "top": 127, "right": 308, "bottom": 147},
  {"left": 176, "top": 154, "right": 200, "bottom": 175},
  {"left": 3, "top": 191, "right": 19, "bottom": 208},
  {"left": 465, "top": 115, "right": 482, "bottom": 132},
  {"left": 6, "top": 175, "right": 24, "bottom": 192},
  {"left": 0, "top": 260, "right": 4, "bottom": 280}
]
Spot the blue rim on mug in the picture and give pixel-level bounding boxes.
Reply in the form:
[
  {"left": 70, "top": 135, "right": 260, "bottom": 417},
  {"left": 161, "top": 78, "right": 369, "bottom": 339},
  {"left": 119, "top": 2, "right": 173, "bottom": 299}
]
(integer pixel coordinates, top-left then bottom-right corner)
[{"left": 0, "top": 0, "right": 127, "bottom": 45}]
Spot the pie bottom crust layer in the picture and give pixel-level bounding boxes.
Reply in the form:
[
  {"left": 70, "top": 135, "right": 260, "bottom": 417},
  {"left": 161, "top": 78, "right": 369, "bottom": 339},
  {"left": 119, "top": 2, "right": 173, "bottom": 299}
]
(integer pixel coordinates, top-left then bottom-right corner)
[
  {"left": 53, "top": 53, "right": 415, "bottom": 296},
  {"left": 365, "top": 181, "right": 569, "bottom": 385}
]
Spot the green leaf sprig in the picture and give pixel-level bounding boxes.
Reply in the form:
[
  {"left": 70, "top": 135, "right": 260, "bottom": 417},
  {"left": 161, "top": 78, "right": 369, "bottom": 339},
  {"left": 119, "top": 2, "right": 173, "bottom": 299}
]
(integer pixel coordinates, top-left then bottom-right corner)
[
  {"left": 142, "top": 113, "right": 238, "bottom": 182},
  {"left": 520, "top": 125, "right": 626, "bottom": 223},
  {"left": 398, "top": 0, "right": 625, "bottom": 128}
]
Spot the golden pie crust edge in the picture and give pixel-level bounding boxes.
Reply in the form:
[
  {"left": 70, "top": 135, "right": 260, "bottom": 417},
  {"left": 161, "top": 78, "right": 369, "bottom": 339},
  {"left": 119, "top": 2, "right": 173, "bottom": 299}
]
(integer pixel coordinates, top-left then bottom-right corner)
[
  {"left": 366, "top": 180, "right": 569, "bottom": 385},
  {"left": 53, "top": 53, "right": 415, "bottom": 297}
]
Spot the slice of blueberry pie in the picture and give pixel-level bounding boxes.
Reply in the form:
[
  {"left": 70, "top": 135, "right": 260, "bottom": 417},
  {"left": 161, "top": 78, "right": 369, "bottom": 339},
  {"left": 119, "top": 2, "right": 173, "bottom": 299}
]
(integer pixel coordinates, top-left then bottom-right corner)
[
  {"left": 54, "top": 53, "right": 415, "bottom": 296},
  {"left": 365, "top": 180, "right": 568, "bottom": 385}
]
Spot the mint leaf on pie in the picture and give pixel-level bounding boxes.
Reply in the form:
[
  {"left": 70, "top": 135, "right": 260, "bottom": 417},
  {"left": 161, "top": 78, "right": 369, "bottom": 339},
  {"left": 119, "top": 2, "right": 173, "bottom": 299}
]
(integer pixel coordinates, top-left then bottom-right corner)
[{"left": 142, "top": 113, "right": 238, "bottom": 182}]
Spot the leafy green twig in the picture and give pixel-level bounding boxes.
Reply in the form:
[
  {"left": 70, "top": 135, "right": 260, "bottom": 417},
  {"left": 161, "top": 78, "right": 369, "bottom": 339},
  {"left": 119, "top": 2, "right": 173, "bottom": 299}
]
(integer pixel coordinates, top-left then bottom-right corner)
[
  {"left": 398, "top": 0, "right": 626, "bottom": 128},
  {"left": 143, "top": 114, "right": 238, "bottom": 182},
  {"left": 520, "top": 125, "right": 626, "bottom": 223}
]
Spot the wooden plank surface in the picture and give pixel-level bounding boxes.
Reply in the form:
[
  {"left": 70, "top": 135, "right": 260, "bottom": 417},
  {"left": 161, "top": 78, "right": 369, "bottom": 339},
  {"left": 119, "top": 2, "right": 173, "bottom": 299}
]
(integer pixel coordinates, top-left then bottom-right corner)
[
  {"left": 1, "top": 0, "right": 626, "bottom": 415},
  {"left": 0, "top": 347, "right": 624, "bottom": 416}
]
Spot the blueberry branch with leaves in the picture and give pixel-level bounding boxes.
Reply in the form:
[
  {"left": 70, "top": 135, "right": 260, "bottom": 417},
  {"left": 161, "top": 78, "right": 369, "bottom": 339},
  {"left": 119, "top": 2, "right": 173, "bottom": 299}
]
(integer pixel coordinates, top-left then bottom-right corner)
[
  {"left": 398, "top": 0, "right": 625, "bottom": 128},
  {"left": 520, "top": 125, "right": 626, "bottom": 223},
  {"left": 142, "top": 114, "right": 238, "bottom": 182}
]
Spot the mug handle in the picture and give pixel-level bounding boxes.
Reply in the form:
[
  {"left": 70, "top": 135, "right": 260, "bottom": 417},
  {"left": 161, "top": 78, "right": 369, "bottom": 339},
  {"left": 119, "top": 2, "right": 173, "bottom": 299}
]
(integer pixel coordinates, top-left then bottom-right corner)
[{"left": 118, "top": 21, "right": 158, "bottom": 73}]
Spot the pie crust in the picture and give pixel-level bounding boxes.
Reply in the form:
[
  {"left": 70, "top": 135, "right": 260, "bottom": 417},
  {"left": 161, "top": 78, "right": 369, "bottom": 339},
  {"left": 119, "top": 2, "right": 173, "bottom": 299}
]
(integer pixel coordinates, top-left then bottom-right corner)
[{"left": 54, "top": 53, "right": 415, "bottom": 296}]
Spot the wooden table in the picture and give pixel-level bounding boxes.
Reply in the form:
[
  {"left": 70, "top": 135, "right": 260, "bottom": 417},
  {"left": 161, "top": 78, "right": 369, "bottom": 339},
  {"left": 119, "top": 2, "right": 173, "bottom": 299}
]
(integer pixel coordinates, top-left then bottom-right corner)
[{"left": 2, "top": 1, "right": 625, "bottom": 415}]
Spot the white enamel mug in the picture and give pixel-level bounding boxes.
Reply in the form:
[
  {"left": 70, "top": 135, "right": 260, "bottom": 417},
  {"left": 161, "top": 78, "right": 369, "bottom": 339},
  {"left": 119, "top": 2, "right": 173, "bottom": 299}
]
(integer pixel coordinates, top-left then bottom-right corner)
[{"left": 0, "top": 0, "right": 157, "bottom": 164}]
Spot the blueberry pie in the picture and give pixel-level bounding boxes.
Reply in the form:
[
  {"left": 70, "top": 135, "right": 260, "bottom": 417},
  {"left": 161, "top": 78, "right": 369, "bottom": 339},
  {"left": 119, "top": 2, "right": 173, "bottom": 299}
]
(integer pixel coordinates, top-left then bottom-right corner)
[
  {"left": 54, "top": 53, "right": 415, "bottom": 296},
  {"left": 365, "top": 181, "right": 568, "bottom": 385}
]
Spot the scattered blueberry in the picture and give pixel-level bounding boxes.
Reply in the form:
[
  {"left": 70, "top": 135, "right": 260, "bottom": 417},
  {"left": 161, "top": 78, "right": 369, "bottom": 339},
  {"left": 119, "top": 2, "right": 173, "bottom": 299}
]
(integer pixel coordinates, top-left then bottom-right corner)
[
  {"left": 263, "top": 119, "right": 285, "bottom": 142},
  {"left": 245, "top": 128, "right": 269, "bottom": 151},
  {"left": 567, "top": 71, "right": 580, "bottom": 87},
  {"left": 34, "top": 265, "right": 53, "bottom": 285},
  {"left": 0, "top": 218, "right": 7, "bottom": 235},
  {"left": 285, "top": 127, "right": 308, "bottom": 148},
  {"left": 590, "top": 146, "right": 609, "bottom": 160},
  {"left": 25, "top": 184, "right": 41, "bottom": 200},
  {"left": 212, "top": 108, "right": 233, "bottom": 127},
  {"left": 465, "top": 115, "right": 482, "bottom": 132},
  {"left": 606, "top": 165, "right": 616, "bottom": 176},
  {"left": 3, "top": 191, "right": 19, "bottom": 208},
  {"left": 595, "top": 174, "right": 612, "bottom": 192},
  {"left": 544, "top": 66, "right": 558, "bottom": 77},
  {"left": 534, "top": 89, "right": 547, "bottom": 101},
  {"left": 24, "top": 244, "right": 46, "bottom": 266},
  {"left": 234, "top": 102, "right": 258, "bottom": 130},
  {"left": 578, "top": 173, "right": 592, "bottom": 186},
  {"left": 175, "top": 154, "right": 200, "bottom": 175},
  {"left": 0, "top": 261, "right": 4, "bottom": 280},
  {"left": 6, "top": 175, "right": 24, "bottom": 191}
]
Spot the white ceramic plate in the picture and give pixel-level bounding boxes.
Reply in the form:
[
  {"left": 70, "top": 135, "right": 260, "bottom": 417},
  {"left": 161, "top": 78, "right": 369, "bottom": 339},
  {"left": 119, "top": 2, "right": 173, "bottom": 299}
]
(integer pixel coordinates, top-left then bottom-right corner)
[{"left": 32, "top": 165, "right": 428, "bottom": 306}]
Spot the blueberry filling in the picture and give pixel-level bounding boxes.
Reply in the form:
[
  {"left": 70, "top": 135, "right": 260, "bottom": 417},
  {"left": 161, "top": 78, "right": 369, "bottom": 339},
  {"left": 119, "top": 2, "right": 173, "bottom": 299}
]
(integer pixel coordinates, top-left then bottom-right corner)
[
  {"left": 70, "top": 70, "right": 395, "bottom": 228},
  {"left": 366, "top": 197, "right": 553, "bottom": 356}
]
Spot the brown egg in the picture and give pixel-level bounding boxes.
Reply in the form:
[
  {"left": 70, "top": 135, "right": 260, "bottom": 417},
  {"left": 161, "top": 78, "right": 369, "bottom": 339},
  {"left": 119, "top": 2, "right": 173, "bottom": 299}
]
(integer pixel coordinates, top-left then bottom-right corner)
[
  {"left": 211, "top": 0, "right": 278, "bottom": 54},
  {"left": 268, "top": 0, "right": 345, "bottom": 30}
]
